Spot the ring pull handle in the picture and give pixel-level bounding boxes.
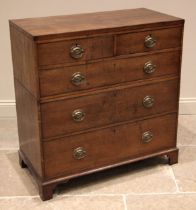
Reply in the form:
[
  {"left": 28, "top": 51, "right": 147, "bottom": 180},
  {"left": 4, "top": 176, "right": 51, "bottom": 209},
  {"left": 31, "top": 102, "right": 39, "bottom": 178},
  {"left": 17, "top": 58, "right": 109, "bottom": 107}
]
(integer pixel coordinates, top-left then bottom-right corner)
[
  {"left": 142, "top": 131, "right": 153, "bottom": 143},
  {"left": 144, "top": 35, "right": 156, "bottom": 48},
  {"left": 144, "top": 61, "right": 156, "bottom": 74},
  {"left": 73, "top": 147, "right": 86, "bottom": 159},
  {"left": 71, "top": 72, "right": 86, "bottom": 86},
  {"left": 72, "top": 109, "right": 85, "bottom": 122},
  {"left": 143, "top": 95, "right": 154, "bottom": 108},
  {"left": 70, "top": 44, "right": 84, "bottom": 59}
]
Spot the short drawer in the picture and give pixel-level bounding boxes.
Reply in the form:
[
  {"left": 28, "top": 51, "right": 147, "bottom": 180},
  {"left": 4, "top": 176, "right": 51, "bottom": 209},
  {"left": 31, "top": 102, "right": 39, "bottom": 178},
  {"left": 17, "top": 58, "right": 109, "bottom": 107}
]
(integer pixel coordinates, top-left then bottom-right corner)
[
  {"left": 41, "top": 78, "right": 178, "bottom": 139},
  {"left": 38, "top": 36, "right": 113, "bottom": 66},
  {"left": 43, "top": 113, "right": 177, "bottom": 178},
  {"left": 116, "top": 27, "right": 182, "bottom": 55},
  {"left": 40, "top": 50, "right": 181, "bottom": 97}
]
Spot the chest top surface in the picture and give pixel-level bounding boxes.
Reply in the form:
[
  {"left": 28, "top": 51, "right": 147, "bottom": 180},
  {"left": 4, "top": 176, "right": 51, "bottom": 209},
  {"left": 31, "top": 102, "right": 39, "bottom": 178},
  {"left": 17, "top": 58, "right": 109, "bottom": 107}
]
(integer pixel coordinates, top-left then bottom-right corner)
[{"left": 9, "top": 8, "right": 184, "bottom": 40}]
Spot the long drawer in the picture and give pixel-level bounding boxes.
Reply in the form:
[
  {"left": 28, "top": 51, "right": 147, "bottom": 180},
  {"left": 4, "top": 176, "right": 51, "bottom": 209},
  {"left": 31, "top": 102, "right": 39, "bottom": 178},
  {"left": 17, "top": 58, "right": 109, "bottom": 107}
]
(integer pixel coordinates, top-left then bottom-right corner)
[
  {"left": 43, "top": 113, "right": 177, "bottom": 179},
  {"left": 41, "top": 78, "right": 179, "bottom": 139},
  {"left": 39, "top": 50, "right": 180, "bottom": 97}
]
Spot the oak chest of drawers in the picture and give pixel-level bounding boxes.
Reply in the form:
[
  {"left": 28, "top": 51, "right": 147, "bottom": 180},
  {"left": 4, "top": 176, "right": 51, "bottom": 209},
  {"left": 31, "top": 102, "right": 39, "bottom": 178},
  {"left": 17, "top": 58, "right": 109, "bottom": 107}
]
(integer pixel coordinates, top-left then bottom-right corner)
[{"left": 9, "top": 8, "right": 184, "bottom": 200}]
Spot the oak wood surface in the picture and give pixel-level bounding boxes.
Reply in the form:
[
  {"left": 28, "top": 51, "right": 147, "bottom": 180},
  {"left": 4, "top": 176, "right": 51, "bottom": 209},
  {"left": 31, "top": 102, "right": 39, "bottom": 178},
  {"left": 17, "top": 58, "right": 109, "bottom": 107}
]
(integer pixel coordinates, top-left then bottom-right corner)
[
  {"left": 38, "top": 36, "right": 113, "bottom": 66},
  {"left": 37, "top": 26, "right": 182, "bottom": 67},
  {"left": 14, "top": 80, "right": 43, "bottom": 177},
  {"left": 168, "top": 149, "right": 179, "bottom": 165},
  {"left": 10, "top": 24, "right": 39, "bottom": 98},
  {"left": 43, "top": 113, "right": 177, "bottom": 178},
  {"left": 9, "top": 8, "right": 184, "bottom": 41},
  {"left": 39, "top": 50, "right": 180, "bottom": 97},
  {"left": 41, "top": 78, "right": 178, "bottom": 139},
  {"left": 116, "top": 27, "right": 182, "bottom": 55}
]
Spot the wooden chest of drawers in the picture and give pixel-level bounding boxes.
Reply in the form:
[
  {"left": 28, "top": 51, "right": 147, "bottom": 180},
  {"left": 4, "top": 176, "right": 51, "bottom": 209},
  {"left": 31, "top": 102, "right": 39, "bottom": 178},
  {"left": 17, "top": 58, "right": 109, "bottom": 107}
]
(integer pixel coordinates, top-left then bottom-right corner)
[{"left": 9, "top": 8, "right": 184, "bottom": 200}]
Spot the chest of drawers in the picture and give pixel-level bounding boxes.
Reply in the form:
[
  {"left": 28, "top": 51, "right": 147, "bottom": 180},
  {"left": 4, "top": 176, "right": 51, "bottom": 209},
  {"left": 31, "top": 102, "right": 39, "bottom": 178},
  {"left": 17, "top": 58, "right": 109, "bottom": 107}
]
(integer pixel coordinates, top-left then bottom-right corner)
[{"left": 9, "top": 8, "right": 184, "bottom": 200}]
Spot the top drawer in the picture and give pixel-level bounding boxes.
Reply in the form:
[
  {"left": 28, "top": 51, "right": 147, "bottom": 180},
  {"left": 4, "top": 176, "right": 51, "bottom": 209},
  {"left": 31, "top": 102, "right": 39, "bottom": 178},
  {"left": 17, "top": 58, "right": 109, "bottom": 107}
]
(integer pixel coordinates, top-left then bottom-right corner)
[
  {"left": 38, "top": 36, "right": 113, "bottom": 66},
  {"left": 38, "top": 27, "right": 183, "bottom": 67},
  {"left": 116, "top": 27, "right": 182, "bottom": 55}
]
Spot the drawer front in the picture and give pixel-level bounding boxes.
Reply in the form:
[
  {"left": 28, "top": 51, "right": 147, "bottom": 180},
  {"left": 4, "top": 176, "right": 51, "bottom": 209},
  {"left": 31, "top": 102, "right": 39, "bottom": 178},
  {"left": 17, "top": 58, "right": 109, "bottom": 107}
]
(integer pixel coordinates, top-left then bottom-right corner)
[
  {"left": 43, "top": 114, "right": 177, "bottom": 178},
  {"left": 41, "top": 79, "right": 178, "bottom": 139},
  {"left": 116, "top": 27, "right": 182, "bottom": 55},
  {"left": 40, "top": 50, "right": 180, "bottom": 97},
  {"left": 38, "top": 36, "right": 113, "bottom": 66}
]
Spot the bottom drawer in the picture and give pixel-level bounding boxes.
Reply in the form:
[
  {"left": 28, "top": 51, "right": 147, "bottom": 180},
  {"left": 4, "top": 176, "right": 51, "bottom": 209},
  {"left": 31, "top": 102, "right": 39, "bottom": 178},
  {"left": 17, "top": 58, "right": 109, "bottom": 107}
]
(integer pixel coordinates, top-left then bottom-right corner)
[{"left": 43, "top": 113, "right": 177, "bottom": 179}]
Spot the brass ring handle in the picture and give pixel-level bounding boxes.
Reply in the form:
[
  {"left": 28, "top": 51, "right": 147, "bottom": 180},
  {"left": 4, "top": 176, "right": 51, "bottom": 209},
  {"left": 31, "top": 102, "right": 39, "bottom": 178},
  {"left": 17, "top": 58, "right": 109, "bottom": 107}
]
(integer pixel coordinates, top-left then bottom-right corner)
[
  {"left": 71, "top": 72, "right": 86, "bottom": 86},
  {"left": 70, "top": 44, "right": 84, "bottom": 59},
  {"left": 144, "top": 61, "right": 156, "bottom": 74},
  {"left": 143, "top": 95, "right": 154, "bottom": 108},
  {"left": 142, "top": 131, "right": 153, "bottom": 143},
  {"left": 72, "top": 109, "right": 85, "bottom": 122},
  {"left": 144, "top": 35, "right": 156, "bottom": 48},
  {"left": 73, "top": 147, "right": 86, "bottom": 160}
]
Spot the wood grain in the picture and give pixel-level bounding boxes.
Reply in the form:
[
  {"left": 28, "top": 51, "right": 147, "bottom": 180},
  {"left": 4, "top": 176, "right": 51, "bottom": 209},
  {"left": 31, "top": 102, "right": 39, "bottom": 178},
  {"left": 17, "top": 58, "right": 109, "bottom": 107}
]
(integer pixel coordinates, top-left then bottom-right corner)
[
  {"left": 41, "top": 78, "right": 179, "bottom": 139},
  {"left": 14, "top": 80, "right": 43, "bottom": 177},
  {"left": 9, "top": 8, "right": 184, "bottom": 41},
  {"left": 116, "top": 27, "right": 182, "bottom": 55},
  {"left": 39, "top": 50, "right": 181, "bottom": 97},
  {"left": 10, "top": 24, "right": 39, "bottom": 98},
  {"left": 38, "top": 36, "right": 113, "bottom": 66},
  {"left": 43, "top": 113, "right": 177, "bottom": 179}
]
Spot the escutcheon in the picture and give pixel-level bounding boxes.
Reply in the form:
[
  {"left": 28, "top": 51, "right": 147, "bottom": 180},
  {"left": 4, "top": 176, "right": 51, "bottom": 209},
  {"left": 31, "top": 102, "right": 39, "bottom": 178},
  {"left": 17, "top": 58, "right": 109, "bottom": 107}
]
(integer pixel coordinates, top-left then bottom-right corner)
[
  {"left": 144, "top": 35, "right": 156, "bottom": 48},
  {"left": 144, "top": 61, "right": 156, "bottom": 74},
  {"left": 143, "top": 95, "right": 155, "bottom": 108},
  {"left": 71, "top": 72, "right": 85, "bottom": 86},
  {"left": 73, "top": 147, "right": 87, "bottom": 160},
  {"left": 72, "top": 109, "right": 85, "bottom": 122},
  {"left": 70, "top": 44, "right": 84, "bottom": 59},
  {"left": 142, "top": 131, "right": 153, "bottom": 143}
]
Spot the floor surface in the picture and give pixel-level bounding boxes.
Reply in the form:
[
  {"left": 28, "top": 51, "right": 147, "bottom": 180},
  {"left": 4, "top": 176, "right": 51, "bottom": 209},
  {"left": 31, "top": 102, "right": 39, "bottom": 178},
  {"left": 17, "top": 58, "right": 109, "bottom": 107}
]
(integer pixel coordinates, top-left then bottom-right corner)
[{"left": 0, "top": 115, "right": 196, "bottom": 210}]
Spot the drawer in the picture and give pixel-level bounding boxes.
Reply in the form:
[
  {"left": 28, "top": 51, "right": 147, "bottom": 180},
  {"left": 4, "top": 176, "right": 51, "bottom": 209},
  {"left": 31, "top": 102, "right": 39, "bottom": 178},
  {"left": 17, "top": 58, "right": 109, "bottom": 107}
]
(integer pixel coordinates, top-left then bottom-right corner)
[
  {"left": 40, "top": 50, "right": 180, "bottom": 97},
  {"left": 41, "top": 78, "right": 178, "bottom": 139},
  {"left": 116, "top": 27, "right": 182, "bottom": 55},
  {"left": 38, "top": 36, "right": 113, "bottom": 66},
  {"left": 43, "top": 113, "right": 177, "bottom": 178}
]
